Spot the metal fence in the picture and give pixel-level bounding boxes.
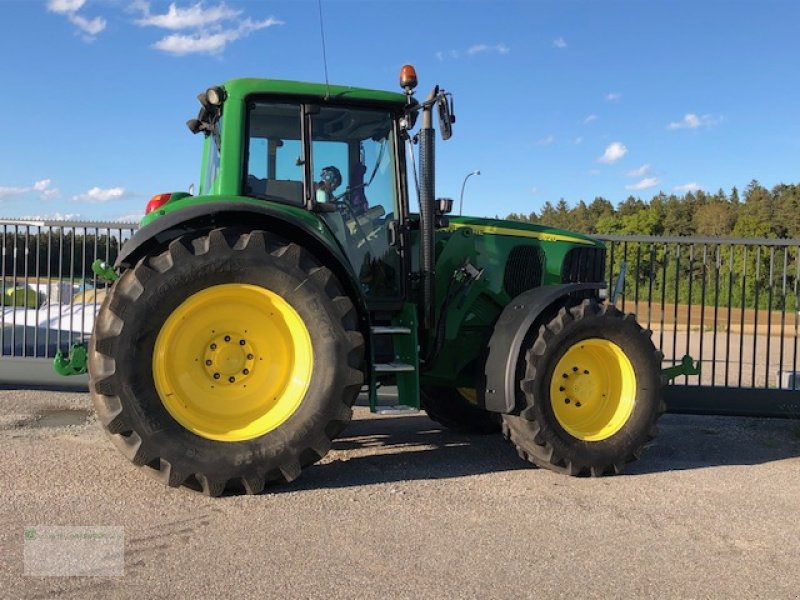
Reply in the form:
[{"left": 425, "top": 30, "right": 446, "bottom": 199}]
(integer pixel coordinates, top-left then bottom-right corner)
[
  {"left": 598, "top": 234, "right": 800, "bottom": 417},
  {"left": 1, "top": 222, "right": 798, "bottom": 414},
  {"left": 0, "top": 219, "right": 137, "bottom": 386}
]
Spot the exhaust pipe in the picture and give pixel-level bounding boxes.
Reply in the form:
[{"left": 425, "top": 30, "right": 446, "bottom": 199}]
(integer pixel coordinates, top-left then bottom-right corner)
[{"left": 418, "top": 87, "right": 438, "bottom": 330}]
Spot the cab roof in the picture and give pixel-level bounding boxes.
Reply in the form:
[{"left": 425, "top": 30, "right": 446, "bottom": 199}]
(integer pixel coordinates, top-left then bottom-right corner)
[{"left": 223, "top": 78, "right": 409, "bottom": 107}]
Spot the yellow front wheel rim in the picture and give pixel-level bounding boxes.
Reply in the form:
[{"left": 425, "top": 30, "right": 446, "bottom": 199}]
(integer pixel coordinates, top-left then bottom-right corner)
[
  {"left": 550, "top": 338, "right": 636, "bottom": 442},
  {"left": 153, "top": 284, "right": 313, "bottom": 442}
]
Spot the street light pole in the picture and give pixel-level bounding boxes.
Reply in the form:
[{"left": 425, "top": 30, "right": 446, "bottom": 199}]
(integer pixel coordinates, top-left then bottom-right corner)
[{"left": 459, "top": 170, "right": 481, "bottom": 216}]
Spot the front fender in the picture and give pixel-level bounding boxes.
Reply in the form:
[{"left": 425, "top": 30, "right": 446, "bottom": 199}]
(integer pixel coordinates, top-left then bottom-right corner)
[{"left": 482, "top": 283, "right": 604, "bottom": 414}]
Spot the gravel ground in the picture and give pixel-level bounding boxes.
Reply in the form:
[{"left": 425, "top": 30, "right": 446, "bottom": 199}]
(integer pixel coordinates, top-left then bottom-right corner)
[{"left": 1, "top": 388, "right": 799, "bottom": 599}]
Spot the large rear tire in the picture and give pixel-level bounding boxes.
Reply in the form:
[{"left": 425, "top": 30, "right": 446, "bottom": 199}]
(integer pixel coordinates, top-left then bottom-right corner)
[
  {"left": 89, "top": 228, "right": 364, "bottom": 495},
  {"left": 502, "top": 299, "right": 664, "bottom": 476},
  {"left": 421, "top": 386, "right": 500, "bottom": 434}
]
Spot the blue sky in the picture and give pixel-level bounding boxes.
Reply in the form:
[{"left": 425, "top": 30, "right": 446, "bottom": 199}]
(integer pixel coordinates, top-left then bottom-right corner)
[{"left": 1, "top": 0, "right": 799, "bottom": 222}]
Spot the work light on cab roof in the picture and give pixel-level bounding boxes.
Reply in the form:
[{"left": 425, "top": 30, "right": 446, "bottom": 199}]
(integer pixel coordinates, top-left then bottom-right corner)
[{"left": 400, "top": 64, "right": 418, "bottom": 94}]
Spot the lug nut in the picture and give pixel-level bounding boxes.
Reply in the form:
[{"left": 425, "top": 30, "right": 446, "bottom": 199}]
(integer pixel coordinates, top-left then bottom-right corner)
[
  {"left": 562, "top": 373, "right": 568, "bottom": 379},
  {"left": 573, "top": 366, "right": 578, "bottom": 372},
  {"left": 213, "top": 373, "right": 220, "bottom": 380},
  {"left": 239, "top": 339, "right": 246, "bottom": 346},
  {"left": 205, "top": 360, "right": 212, "bottom": 366},
  {"left": 247, "top": 354, "right": 254, "bottom": 360},
  {"left": 210, "top": 343, "right": 217, "bottom": 350},
  {"left": 559, "top": 386, "right": 565, "bottom": 392},
  {"left": 565, "top": 398, "right": 571, "bottom": 404},
  {"left": 576, "top": 401, "right": 582, "bottom": 407},
  {"left": 224, "top": 335, "right": 231, "bottom": 342},
  {"left": 243, "top": 369, "right": 249, "bottom": 375},
  {"left": 584, "top": 370, "right": 590, "bottom": 374},
  {"left": 229, "top": 376, "right": 236, "bottom": 383}
]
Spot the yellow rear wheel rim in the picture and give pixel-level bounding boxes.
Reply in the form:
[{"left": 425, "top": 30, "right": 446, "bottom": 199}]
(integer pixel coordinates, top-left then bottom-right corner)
[
  {"left": 549, "top": 338, "right": 636, "bottom": 442},
  {"left": 153, "top": 283, "right": 313, "bottom": 442}
]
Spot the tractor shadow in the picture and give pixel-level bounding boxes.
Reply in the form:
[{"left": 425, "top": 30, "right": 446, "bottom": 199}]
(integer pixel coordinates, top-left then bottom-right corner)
[
  {"left": 274, "top": 412, "right": 527, "bottom": 492},
  {"left": 273, "top": 411, "right": 800, "bottom": 492}
]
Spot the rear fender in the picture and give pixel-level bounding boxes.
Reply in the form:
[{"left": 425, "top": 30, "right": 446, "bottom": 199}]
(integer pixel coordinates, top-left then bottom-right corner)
[
  {"left": 482, "top": 283, "right": 604, "bottom": 414},
  {"left": 114, "top": 201, "right": 370, "bottom": 366}
]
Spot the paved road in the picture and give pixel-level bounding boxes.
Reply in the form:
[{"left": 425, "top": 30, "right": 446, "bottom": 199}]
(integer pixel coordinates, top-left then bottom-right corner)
[{"left": 1, "top": 388, "right": 799, "bottom": 599}]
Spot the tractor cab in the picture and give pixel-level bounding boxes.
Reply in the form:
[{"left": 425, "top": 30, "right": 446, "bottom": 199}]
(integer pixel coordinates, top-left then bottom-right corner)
[{"left": 242, "top": 101, "right": 405, "bottom": 303}]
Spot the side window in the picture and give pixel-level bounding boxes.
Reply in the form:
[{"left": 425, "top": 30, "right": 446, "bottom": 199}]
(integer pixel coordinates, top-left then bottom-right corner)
[{"left": 244, "top": 103, "right": 304, "bottom": 206}]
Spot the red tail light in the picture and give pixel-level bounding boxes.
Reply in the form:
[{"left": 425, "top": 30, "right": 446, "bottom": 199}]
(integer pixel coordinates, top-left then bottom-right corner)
[{"left": 145, "top": 193, "right": 171, "bottom": 215}]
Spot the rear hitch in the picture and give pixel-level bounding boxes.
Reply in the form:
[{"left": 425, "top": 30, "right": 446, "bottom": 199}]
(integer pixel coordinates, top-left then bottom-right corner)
[
  {"left": 53, "top": 343, "right": 88, "bottom": 376},
  {"left": 91, "top": 259, "right": 118, "bottom": 283}
]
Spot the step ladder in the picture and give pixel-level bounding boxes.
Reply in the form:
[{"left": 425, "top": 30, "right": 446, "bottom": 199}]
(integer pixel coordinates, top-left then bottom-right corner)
[{"left": 369, "top": 304, "right": 420, "bottom": 413}]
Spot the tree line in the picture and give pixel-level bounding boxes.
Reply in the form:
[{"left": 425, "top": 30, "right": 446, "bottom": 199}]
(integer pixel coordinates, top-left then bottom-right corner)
[
  {"left": 506, "top": 180, "right": 800, "bottom": 239},
  {"left": 2, "top": 231, "right": 121, "bottom": 281},
  {"left": 506, "top": 181, "right": 800, "bottom": 311}
]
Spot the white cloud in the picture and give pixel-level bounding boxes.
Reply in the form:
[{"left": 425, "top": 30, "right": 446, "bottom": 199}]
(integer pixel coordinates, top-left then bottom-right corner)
[
  {"left": 573, "top": 136, "right": 583, "bottom": 145},
  {"left": 668, "top": 113, "right": 721, "bottom": 130},
  {"left": 0, "top": 186, "right": 29, "bottom": 200},
  {"left": 47, "top": 0, "right": 106, "bottom": 40},
  {"left": 674, "top": 182, "right": 702, "bottom": 193},
  {"left": 72, "top": 186, "right": 127, "bottom": 203},
  {"left": 435, "top": 51, "right": 444, "bottom": 62},
  {"left": 152, "top": 16, "right": 281, "bottom": 55},
  {"left": 583, "top": 114, "right": 597, "bottom": 124},
  {"left": 134, "top": 1, "right": 241, "bottom": 30},
  {"left": 0, "top": 179, "right": 59, "bottom": 201},
  {"left": 598, "top": 142, "right": 627, "bottom": 164},
  {"left": 530, "top": 187, "right": 539, "bottom": 194},
  {"left": 47, "top": 0, "right": 86, "bottom": 14},
  {"left": 466, "top": 43, "right": 510, "bottom": 56},
  {"left": 605, "top": 92, "right": 621, "bottom": 102},
  {"left": 626, "top": 177, "right": 659, "bottom": 191},
  {"left": 116, "top": 213, "right": 145, "bottom": 223},
  {"left": 69, "top": 14, "right": 106, "bottom": 36},
  {"left": 536, "top": 135, "right": 555, "bottom": 146},
  {"left": 626, "top": 164, "right": 651, "bottom": 177},
  {"left": 19, "top": 212, "right": 82, "bottom": 221},
  {"left": 553, "top": 37, "right": 566, "bottom": 49}
]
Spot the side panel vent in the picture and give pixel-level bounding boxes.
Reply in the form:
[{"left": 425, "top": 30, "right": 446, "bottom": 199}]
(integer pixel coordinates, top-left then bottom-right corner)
[
  {"left": 561, "top": 246, "right": 606, "bottom": 283},
  {"left": 504, "top": 246, "right": 544, "bottom": 297}
]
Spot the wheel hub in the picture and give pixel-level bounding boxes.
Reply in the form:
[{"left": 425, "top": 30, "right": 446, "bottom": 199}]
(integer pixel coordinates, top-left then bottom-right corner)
[
  {"left": 549, "top": 338, "right": 636, "bottom": 441},
  {"left": 203, "top": 333, "right": 256, "bottom": 385},
  {"left": 153, "top": 283, "right": 313, "bottom": 442}
]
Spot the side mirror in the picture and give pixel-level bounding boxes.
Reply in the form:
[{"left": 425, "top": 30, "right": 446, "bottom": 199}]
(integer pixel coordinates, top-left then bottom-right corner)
[
  {"left": 437, "top": 94, "right": 455, "bottom": 141},
  {"left": 436, "top": 197, "right": 453, "bottom": 215}
]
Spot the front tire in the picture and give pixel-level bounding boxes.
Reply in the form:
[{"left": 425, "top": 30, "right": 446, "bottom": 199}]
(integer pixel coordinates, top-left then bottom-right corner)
[
  {"left": 89, "top": 228, "right": 364, "bottom": 495},
  {"left": 502, "top": 299, "right": 664, "bottom": 476}
]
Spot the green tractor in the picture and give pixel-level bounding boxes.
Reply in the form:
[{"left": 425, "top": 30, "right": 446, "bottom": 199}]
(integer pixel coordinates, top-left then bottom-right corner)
[{"left": 84, "top": 66, "right": 665, "bottom": 495}]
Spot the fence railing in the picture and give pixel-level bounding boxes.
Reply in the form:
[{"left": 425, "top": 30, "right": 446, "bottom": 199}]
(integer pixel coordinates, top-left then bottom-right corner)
[
  {"left": 1, "top": 223, "right": 798, "bottom": 414},
  {"left": 1, "top": 219, "right": 138, "bottom": 363},
  {"left": 598, "top": 234, "right": 800, "bottom": 416}
]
